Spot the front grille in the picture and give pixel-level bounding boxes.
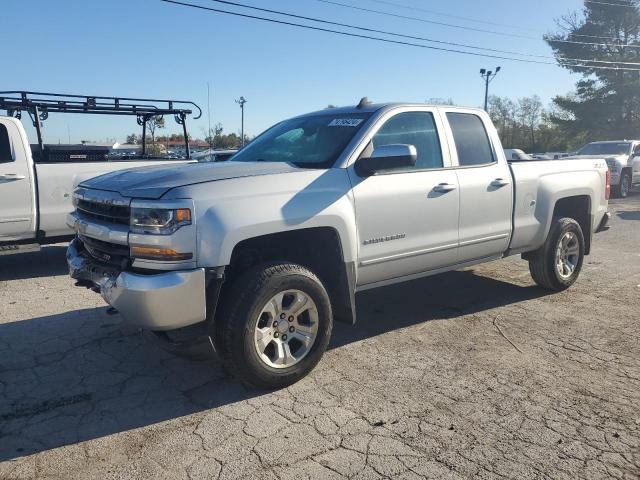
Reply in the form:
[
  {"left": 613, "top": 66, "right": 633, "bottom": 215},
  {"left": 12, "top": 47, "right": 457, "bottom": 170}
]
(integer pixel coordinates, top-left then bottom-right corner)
[
  {"left": 80, "top": 235, "right": 130, "bottom": 268},
  {"left": 77, "top": 199, "right": 130, "bottom": 225}
]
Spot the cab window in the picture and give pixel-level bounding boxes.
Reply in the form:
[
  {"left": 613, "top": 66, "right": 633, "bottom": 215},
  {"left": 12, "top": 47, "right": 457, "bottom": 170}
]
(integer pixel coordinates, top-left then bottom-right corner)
[
  {"left": 0, "top": 124, "right": 13, "bottom": 163},
  {"left": 447, "top": 113, "right": 495, "bottom": 166},
  {"left": 371, "top": 111, "right": 443, "bottom": 171}
]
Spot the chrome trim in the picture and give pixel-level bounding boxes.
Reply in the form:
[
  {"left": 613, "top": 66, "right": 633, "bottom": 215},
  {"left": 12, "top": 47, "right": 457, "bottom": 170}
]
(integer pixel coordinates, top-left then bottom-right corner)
[
  {"left": 0, "top": 218, "right": 31, "bottom": 223},
  {"left": 360, "top": 242, "right": 458, "bottom": 266},
  {"left": 73, "top": 187, "right": 131, "bottom": 207},
  {"left": 66, "top": 212, "right": 129, "bottom": 245},
  {"left": 360, "top": 233, "right": 509, "bottom": 267},
  {"left": 356, "top": 254, "right": 503, "bottom": 291},
  {"left": 459, "top": 233, "right": 510, "bottom": 247}
]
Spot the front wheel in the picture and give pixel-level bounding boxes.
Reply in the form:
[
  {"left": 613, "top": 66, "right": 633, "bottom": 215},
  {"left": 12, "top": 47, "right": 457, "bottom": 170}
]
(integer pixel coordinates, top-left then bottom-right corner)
[
  {"left": 215, "top": 263, "right": 333, "bottom": 389},
  {"left": 614, "top": 171, "right": 631, "bottom": 198},
  {"left": 528, "top": 217, "right": 585, "bottom": 291}
]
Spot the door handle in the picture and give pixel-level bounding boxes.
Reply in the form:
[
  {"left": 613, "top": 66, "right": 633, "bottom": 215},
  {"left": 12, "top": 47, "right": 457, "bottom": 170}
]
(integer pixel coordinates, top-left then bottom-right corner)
[
  {"left": 490, "top": 178, "right": 510, "bottom": 187},
  {"left": 0, "top": 173, "right": 26, "bottom": 181},
  {"left": 432, "top": 183, "right": 457, "bottom": 193}
]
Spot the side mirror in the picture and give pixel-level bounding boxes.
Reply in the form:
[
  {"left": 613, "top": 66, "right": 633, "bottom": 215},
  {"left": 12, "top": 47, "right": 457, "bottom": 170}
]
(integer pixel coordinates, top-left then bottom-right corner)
[{"left": 355, "top": 144, "right": 417, "bottom": 176}]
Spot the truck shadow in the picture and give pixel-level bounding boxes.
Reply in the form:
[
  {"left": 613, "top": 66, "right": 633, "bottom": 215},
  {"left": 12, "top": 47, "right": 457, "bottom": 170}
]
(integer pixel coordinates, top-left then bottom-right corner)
[
  {"left": 616, "top": 210, "right": 640, "bottom": 221},
  {"left": 0, "top": 269, "right": 547, "bottom": 462},
  {"left": 0, "top": 245, "right": 69, "bottom": 281}
]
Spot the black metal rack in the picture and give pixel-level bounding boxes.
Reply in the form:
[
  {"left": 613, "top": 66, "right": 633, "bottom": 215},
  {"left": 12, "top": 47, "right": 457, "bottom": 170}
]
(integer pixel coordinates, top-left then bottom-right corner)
[{"left": 0, "top": 91, "right": 202, "bottom": 158}]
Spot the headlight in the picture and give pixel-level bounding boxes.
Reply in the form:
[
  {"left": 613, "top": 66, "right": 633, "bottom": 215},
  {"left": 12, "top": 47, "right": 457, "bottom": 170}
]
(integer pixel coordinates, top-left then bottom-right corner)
[
  {"left": 130, "top": 207, "right": 192, "bottom": 235},
  {"left": 605, "top": 159, "right": 619, "bottom": 172}
]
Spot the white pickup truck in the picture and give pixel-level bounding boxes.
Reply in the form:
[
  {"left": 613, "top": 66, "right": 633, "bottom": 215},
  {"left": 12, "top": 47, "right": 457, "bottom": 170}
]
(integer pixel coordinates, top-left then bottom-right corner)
[
  {"left": 67, "top": 100, "right": 611, "bottom": 388},
  {"left": 0, "top": 91, "right": 198, "bottom": 252},
  {"left": 569, "top": 140, "right": 640, "bottom": 198}
]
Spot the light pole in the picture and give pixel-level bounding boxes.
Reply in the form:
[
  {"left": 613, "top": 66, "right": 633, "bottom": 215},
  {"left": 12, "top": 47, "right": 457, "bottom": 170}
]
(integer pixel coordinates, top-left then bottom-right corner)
[
  {"left": 480, "top": 67, "right": 501, "bottom": 111},
  {"left": 235, "top": 96, "right": 247, "bottom": 147}
]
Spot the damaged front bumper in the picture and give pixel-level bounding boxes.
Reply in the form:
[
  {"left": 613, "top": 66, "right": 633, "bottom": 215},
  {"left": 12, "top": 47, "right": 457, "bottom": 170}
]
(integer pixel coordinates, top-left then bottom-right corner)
[{"left": 67, "top": 238, "right": 207, "bottom": 331}]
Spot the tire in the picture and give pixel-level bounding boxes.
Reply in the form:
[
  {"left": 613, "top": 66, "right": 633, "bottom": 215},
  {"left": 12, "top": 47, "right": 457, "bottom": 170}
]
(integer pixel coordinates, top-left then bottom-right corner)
[
  {"left": 214, "top": 262, "right": 333, "bottom": 389},
  {"left": 528, "top": 217, "right": 585, "bottom": 291},
  {"left": 614, "top": 171, "right": 631, "bottom": 198}
]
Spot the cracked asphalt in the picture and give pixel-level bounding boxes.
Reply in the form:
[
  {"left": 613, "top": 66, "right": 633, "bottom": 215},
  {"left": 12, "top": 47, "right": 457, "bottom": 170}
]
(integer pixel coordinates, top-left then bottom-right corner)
[{"left": 1, "top": 195, "right": 639, "bottom": 480}]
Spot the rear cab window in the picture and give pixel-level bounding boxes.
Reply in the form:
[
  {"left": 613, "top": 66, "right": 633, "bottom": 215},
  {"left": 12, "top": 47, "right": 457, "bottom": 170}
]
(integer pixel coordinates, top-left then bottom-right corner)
[
  {"left": 446, "top": 112, "right": 495, "bottom": 167},
  {"left": 0, "top": 124, "right": 13, "bottom": 163}
]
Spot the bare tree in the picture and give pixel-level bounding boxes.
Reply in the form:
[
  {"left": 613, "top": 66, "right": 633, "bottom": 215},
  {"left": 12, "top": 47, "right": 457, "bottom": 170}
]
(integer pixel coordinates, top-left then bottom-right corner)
[
  {"left": 518, "top": 95, "right": 543, "bottom": 149},
  {"left": 146, "top": 116, "right": 165, "bottom": 145}
]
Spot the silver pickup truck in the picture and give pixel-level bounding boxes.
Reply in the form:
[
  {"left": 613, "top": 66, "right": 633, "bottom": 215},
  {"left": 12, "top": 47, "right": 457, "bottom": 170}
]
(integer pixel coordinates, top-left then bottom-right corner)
[{"left": 67, "top": 100, "right": 611, "bottom": 388}]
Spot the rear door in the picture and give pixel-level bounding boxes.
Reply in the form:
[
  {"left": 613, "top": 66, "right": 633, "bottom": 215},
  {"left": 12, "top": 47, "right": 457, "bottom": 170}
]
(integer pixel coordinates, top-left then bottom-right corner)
[
  {"left": 348, "top": 108, "right": 460, "bottom": 287},
  {"left": 0, "top": 119, "right": 35, "bottom": 240},
  {"left": 443, "top": 110, "right": 513, "bottom": 262}
]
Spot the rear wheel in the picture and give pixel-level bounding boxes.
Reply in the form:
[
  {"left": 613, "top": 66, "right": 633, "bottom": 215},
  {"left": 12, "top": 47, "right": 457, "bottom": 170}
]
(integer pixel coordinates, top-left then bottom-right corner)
[
  {"left": 214, "top": 262, "right": 333, "bottom": 389},
  {"left": 528, "top": 217, "right": 585, "bottom": 291}
]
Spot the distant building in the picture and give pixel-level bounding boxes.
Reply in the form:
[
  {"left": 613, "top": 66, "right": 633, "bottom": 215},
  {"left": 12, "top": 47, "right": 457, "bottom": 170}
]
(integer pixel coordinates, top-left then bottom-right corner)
[{"left": 111, "top": 143, "right": 142, "bottom": 154}]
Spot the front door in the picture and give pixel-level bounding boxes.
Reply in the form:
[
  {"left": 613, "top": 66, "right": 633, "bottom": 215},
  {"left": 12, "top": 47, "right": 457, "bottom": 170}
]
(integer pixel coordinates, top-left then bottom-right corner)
[
  {"left": 348, "top": 109, "right": 460, "bottom": 287},
  {"left": 0, "top": 119, "right": 34, "bottom": 240}
]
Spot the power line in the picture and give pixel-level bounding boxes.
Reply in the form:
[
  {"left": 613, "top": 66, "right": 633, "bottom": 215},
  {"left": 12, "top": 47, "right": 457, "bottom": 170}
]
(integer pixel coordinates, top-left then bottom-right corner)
[
  {"left": 205, "top": 0, "right": 640, "bottom": 67},
  {"left": 584, "top": 0, "right": 638, "bottom": 7},
  {"left": 365, "top": 0, "right": 538, "bottom": 32},
  {"left": 205, "top": 0, "right": 550, "bottom": 59},
  {"left": 370, "top": 0, "right": 636, "bottom": 42},
  {"left": 158, "top": 0, "right": 640, "bottom": 71},
  {"left": 317, "top": 0, "right": 640, "bottom": 49},
  {"left": 316, "top": 0, "right": 535, "bottom": 40}
]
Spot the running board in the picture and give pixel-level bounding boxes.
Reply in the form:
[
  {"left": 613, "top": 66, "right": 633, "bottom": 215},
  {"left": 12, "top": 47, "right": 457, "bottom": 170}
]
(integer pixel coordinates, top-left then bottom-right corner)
[{"left": 0, "top": 243, "right": 41, "bottom": 256}]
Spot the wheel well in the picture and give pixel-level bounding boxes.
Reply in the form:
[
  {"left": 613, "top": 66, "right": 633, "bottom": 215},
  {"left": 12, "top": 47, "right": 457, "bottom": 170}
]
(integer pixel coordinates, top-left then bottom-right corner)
[
  {"left": 553, "top": 195, "right": 591, "bottom": 254},
  {"left": 224, "top": 227, "right": 356, "bottom": 324}
]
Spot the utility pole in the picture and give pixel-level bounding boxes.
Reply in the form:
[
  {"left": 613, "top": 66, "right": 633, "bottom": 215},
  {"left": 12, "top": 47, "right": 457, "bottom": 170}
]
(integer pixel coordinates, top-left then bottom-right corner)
[
  {"left": 235, "top": 96, "right": 247, "bottom": 147},
  {"left": 480, "top": 67, "right": 501, "bottom": 111},
  {"left": 207, "top": 82, "right": 212, "bottom": 149}
]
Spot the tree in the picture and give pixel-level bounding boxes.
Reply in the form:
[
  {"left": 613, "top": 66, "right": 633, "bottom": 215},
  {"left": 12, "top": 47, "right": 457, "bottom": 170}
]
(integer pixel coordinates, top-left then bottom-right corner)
[
  {"left": 518, "top": 95, "right": 543, "bottom": 150},
  {"left": 125, "top": 133, "right": 138, "bottom": 144},
  {"left": 487, "top": 95, "right": 575, "bottom": 152},
  {"left": 488, "top": 96, "right": 517, "bottom": 147},
  {"left": 546, "top": 1, "right": 640, "bottom": 140},
  {"left": 204, "top": 123, "right": 225, "bottom": 148},
  {"left": 146, "top": 115, "right": 165, "bottom": 145},
  {"left": 425, "top": 97, "right": 455, "bottom": 106}
]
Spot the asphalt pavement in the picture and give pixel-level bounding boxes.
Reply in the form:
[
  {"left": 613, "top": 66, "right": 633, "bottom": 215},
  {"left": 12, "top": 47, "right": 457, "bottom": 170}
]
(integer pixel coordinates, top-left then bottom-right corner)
[{"left": 1, "top": 194, "right": 639, "bottom": 479}]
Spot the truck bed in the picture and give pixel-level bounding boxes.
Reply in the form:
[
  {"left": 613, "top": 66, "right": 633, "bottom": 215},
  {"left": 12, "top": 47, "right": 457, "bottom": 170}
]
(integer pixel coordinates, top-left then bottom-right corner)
[{"left": 508, "top": 158, "right": 608, "bottom": 254}]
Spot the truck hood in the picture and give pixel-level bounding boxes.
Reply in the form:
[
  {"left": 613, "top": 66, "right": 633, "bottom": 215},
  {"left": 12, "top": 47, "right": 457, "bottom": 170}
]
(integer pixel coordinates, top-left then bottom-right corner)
[{"left": 79, "top": 161, "right": 304, "bottom": 199}]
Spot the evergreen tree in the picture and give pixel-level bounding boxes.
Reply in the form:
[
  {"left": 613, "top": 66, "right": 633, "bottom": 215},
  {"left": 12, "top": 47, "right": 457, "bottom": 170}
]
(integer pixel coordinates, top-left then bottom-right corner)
[{"left": 546, "top": 1, "right": 640, "bottom": 139}]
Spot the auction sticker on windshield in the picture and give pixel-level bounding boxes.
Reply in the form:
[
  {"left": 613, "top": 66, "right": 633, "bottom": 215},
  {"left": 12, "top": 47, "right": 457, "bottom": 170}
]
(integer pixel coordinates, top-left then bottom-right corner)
[{"left": 328, "top": 118, "right": 364, "bottom": 127}]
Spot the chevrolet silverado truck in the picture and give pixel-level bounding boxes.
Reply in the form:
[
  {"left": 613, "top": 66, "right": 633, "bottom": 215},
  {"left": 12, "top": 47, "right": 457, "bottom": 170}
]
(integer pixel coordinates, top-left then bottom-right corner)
[
  {"left": 67, "top": 100, "right": 611, "bottom": 388},
  {"left": 569, "top": 140, "right": 640, "bottom": 198},
  {"left": 0, "top": 91, "right": 199, "bottom": 253}
]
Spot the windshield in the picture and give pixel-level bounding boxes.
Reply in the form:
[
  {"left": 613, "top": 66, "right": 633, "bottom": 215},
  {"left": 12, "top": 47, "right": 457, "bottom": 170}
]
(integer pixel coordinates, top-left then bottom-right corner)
[
  {"left": 578, "top": 142, "right": 631, "bottom": 156},
  {"left": 231, "top": 113, "right": 371, "bottom": 168}
]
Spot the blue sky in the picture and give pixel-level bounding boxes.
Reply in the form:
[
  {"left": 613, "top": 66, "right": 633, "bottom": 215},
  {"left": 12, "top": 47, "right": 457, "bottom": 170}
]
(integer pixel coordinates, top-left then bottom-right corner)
[{"left": 2, "top": 0, "right": 584, "bottom": 144}]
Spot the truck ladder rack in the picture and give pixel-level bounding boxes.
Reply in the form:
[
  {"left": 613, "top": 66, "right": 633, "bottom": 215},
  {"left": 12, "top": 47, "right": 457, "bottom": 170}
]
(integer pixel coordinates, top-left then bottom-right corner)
[{"left": 0, "top": 90, "right": 202, "bottom": 158}]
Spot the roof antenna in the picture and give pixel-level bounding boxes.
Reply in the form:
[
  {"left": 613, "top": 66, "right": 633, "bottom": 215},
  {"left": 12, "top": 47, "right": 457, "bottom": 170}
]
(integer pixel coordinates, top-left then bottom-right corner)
[{"left": 356, "top": 97, "right": 371, "bottom": 109}]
